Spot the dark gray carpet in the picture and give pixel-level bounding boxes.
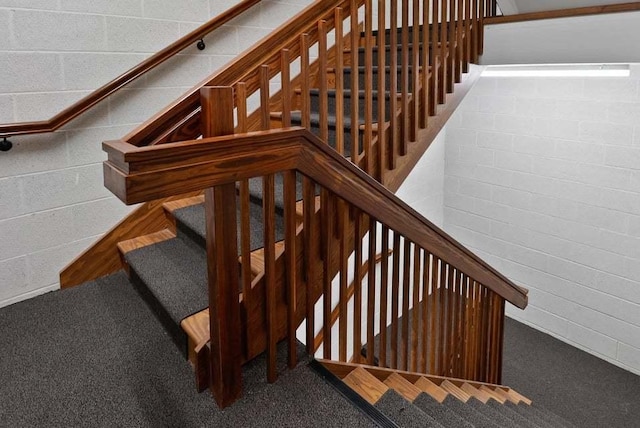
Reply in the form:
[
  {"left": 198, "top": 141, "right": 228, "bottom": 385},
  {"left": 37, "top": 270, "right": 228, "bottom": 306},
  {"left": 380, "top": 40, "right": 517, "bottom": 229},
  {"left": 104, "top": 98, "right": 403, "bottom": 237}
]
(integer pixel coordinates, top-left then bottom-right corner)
[
  {"left": 503, "top": 316, "right": 640, "bottom": 428},
  {"left": 486, "top": 398, "right": 540, "bottom": 428},
  {"left": 467, "top": 397, "right": 518, "bottom": 428},
  {"left": 412, "top": 392, "right": 473, "bottom": 428},
  {"left": 374, "top": 389, "right": 443, "bottom": 427},
  {"left": 504, "top": 402, "right": 561, "bottom": 428},
  {"left": 441, "top": 395, "right": 499, "bottom": 428},
  {"left": 0, "top": 272, "right": 372, "bottom": 427}
]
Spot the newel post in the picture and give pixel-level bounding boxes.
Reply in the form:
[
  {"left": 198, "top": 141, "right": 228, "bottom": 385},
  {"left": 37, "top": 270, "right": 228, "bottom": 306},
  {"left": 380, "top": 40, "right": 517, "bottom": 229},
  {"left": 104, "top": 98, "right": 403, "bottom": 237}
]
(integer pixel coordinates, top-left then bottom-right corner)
[{"left": 201, "top": 86, "right": 242, "bottom": 408}]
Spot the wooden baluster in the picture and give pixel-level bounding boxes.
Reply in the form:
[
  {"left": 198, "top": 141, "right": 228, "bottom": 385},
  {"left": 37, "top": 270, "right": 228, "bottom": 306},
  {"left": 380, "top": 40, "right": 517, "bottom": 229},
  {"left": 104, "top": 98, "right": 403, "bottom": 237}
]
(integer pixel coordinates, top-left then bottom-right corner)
[
  {"left": 446, "top": 266, "right": 455, "bottom": 375},
  {"left": 301, "top": 33, "right": 311, "bottom": 130},
  {"left": 455, "top": 0, "right": 463, "bottom": 83},
  {"left": 366, "top": 218, "right": 377, "bottom": 365},
  {"left": 322, "top": 189, "right": 333, "bottom": 359},
  {"left": 471, "top": 0, "right": 478, "bottom": 64},
  {"left": 410, "top": 244, "right": 421, "bottom": 372},
  {"left": 447, "top": 0, "right": 455, "bottom": 93},
  {"left": 438, "top": 0, "right": 447, "bottom": 104},
  {"left": 427, "top": 256, "right": 438, "bottom": 374},
  {"left": 236, "top": 82, "right": 252, "bottom": 314},
  {"left": 460, "top": 273, "right": 469, "bottom": 378},
  {"left": 479, "top": 0, "right": 485, "bottom": 55},
  {"left": 334, "top": 8, "right": 345, "bottom": 157},
  {"left": 420, "top": 251, "right": 431, "bottom": 373},
  {"left": 411, "top": 0, "right": 420, "bottom": 139},
  {"left": 201, "top": 86, "right": 242, "bottom": 408},
  {"left": 496, "top": 296, "right": 505, "bottom": 384},
  {"left": 260, "top": 65, "right": 270, "bottom": 130},
  {"left": 350, "top": 0, "right": 360, "bottom": 166},
  {"left": 420, "top": 0, "right": 430, "bottom": 128},
  {"left": 401, "top": 237, "right": 411, "bottom": 371},
  {"left": 303, "top": 177, "right": 316, "bottom": 354},
  {"left": 455, "top": 270, "right": 464, "bottom": 377},
  {"left": 400, "top": 0, "right": 410, "bottom": 153},
  {"left": 284, "top": 169, "right": 297, "bottom": 368},
  {"left": 388, "top": 0, "right": 399, "bottom": 171},
  {"left": 353, "top": 210, "right": 364, "bottom": 362},
  {"left": 480, "top": 286, "right": 489, "bottom": 382},
  {"left": 486, "top": 291, "right": 495, "bottom": 383},
  {"left": 338, "top": 198, "right": 349, "bottom": 362},
  {"left": 262, "top": 173, "right": 277, "bottom": 382},
  {"left": 281, "top": 49, "right": 292, "bottom": 128},
  {"left": 318, "top": 20, "right": 329, "bottom": 143},
  {"left": 429, "top": 0, "right": 439, "bottom": 114},
  {"left": 390, "top": 231, "right": 401, "bottom": 369},
  {"left": 462, "top": 277, "right": 472, "bottom": 379},
  {"left": 364, "top": 0, "right": 374, "bottom": 174},
  {"left": 463, "top": 0, "right": 471, "bottom": 73},
  {"left": 379, "top": 225, "right": 390, "bottom": 367},
  {"left": 437, "top": 260, "right": 447, "bottom": 375},
  {"left": 377, "top": 0, "right": 387, "bottom": 182},
  {"left": 473, "top": 282, "right": 482, "bottom": 380}
]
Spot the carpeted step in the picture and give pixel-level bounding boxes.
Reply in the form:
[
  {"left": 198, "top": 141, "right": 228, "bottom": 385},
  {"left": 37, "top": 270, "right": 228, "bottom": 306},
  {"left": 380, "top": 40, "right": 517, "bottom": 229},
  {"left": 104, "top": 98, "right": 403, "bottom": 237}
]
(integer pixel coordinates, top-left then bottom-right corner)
[
  {"left": 290, "top": 110, "right": 361, "bottom": 158},
  {"left": 529, "top": 404, "right": 577, "bottom": 428},
  {"left": 354, "top": 43, "right": 429, "bottom": 67},
  {"left": 374, "top": 389, "right": 445, "bottom": 427},
  {"left": 124, "top": 236, "right": 208, "bottom": 356},
  {"left": 412, "top": 392, "right": 473, "bottom": 428},
  {"left": 441, "top": 395, "right": 500, "bottom": 428},
  {"left": 341, "top": 65, "right": 415, "bottom": 92},
  {"left": 505, "top": 402, "right": 562, "bottom": 428},
  {"left": 362, "top": 23, "right": 460, "bottom": 44},
  {"left": 308, "top": 89, "right": 394, "bottom": 123},
  {"left": 487, "top": 399, "right": 542, "bottom": 428},
  {"left": 467, "top": 397, "right": 519, "bottom": 427},
  {"left": 173, "top": 196, "right": 284, "bottom": 252}
]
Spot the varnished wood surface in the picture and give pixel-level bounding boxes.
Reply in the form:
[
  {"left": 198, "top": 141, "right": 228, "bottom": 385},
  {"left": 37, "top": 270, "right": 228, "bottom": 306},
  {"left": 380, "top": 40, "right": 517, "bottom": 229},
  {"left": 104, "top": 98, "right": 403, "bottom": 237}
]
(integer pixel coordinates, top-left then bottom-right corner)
[
  {"left": 384, "top": 372, "right": 422, "bottom": 402},
  {"left": 485, "top": 1, "right": 640, "bottom": 25},
  {"left": 60, "top": 191, "right": 202, "bottom": 288},
  {"left": 415, "top": 376, "right": 448, "bottom": 403},
  {"left": 440, "top": 379, "right": 471, "bottom": 402},
  {"left": 116, "top": 229, "right": 176, "bottom": 254},
  {"left": 0, "top": 0, "right": 260, "bottom": 138},
  {"left": 343, "top": 367, "right": 389, "bottom": 404}
]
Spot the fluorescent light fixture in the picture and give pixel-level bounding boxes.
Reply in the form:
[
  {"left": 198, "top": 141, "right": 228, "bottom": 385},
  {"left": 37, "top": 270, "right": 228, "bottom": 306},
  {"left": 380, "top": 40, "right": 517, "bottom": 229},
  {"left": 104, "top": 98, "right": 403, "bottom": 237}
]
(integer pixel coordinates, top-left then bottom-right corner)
[{"left": 481, "top": 64, "right": 630, "bottom": 77}]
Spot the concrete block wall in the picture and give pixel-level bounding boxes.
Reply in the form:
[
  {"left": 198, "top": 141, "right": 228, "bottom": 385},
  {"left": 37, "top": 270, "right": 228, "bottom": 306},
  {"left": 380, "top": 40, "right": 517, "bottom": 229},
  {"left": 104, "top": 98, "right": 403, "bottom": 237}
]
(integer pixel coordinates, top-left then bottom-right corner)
[
  {"left": 443, "top": 66, "right": 640, "bottom": 375},
  {"left": 0, "top": 0, "right": 313, "bottom": 307}
]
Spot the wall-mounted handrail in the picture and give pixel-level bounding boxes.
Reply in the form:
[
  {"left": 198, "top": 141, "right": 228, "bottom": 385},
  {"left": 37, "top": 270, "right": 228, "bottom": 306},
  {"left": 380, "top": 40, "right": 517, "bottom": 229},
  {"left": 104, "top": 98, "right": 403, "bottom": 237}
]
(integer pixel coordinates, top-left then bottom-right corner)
[
  {"left": 103, "top": 126, "right": 529, "bottom": 310},
  {"left": 0, "top": 0, "right": 261, "bottom": 139},
  {"left": 485, "top": 1, "right": 640, "bottom": 25}
]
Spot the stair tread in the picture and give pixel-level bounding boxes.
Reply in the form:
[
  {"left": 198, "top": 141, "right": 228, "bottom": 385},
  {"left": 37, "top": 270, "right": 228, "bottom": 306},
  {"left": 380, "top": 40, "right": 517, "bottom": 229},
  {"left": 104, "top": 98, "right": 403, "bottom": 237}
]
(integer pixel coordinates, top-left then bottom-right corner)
[
  {"left": 117, "top": 229, "right": 176, "bottom": 255},
  {"left": 125, "top": 236, "right": 208, "bottom": 326},
  {"left": 374, "top": 389, "right": 445, "bottom": 428},
  {"left": 413, "top": 392, "right": 473, "bottom": 428},
  {"left": 467, "top": 397, "right": 520, "bottom": 428},
  {"left": 441, "top": 395, "right": 500, "bottom": 428},
  {"left": 487, "top": 399, "right": 541, "bottom": 428}
]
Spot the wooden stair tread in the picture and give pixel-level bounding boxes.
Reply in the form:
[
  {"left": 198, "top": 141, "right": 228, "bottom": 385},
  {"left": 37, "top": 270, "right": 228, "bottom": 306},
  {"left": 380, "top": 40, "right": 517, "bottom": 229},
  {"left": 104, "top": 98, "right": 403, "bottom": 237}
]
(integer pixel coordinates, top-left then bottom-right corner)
[
  {"left": 440, "top": 380, "right": 471, "bottom": 403},
  {"left": 117, "top": 229, "right": 176, "bottom": 255},
  {"left": 461, "top": 383, "right": 491, "bottom": 403},
  {"left": 479, "top": 385, "right": 507, "bottom": 404},
  {"left": 343, "top": 367, "right": 389, "bottom": 405},
  {"left": 384, "top": 373, "right": 422, "bottom": 402},
  {"left": 181, "top": 308, "right": 210, "bottom": 347},
  {"left": 414, "top": 377, "right": 448, "bottom": 403}
]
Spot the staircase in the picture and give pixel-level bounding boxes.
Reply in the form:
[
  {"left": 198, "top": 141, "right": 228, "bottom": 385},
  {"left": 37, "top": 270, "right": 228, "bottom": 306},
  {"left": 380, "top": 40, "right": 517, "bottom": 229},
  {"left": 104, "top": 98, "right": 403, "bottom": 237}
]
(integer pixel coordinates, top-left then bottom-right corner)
[{"left": 64, "top": 0, "right": 532, "bottom": 418}]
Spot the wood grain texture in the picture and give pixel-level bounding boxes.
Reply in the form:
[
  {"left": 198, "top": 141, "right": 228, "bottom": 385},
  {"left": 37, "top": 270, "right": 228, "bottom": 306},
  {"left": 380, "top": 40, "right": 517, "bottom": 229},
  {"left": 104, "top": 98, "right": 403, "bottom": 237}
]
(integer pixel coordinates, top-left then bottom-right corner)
[
  {"left": 384, "top": 373, "right": 422, "bottom": 402},
  {"left": 343, "top": 367, "right": 389, "bottom": 404},
  {"left": 0, "top": 0, "right": 260, "bottom": 138},
  {"left": 415, "top": 376, "right": 448, "bottom": 403},
  {"left": 116, "top": 229, "right": 176, "bottom": 255},
  {"left": 440, "top": 379, "right": 471, "bottom": 402},
  {"left": 485, "top": 1, "right": 640, "bottom": 25}
]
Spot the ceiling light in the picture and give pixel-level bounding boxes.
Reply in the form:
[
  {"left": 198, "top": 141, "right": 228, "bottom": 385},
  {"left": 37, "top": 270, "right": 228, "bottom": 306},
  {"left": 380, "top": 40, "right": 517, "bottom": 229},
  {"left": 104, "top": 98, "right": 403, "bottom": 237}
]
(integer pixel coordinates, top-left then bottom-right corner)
[{"left": 481, "top": 64, "right": 630, "bottom": 77}]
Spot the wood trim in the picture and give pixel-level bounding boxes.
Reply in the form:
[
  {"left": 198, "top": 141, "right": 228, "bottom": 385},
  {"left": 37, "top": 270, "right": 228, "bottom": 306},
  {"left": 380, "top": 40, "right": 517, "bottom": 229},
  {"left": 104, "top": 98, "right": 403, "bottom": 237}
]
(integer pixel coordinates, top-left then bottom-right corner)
[
  {"left": 59, "top": 191, "right": 202, "bottom": 288},
  {"left": 103, "top": 127, "right": 528, "bottom": 308},
  {"left": 485, "top": 2, "right": 640, "bottom": 25},
  {"left": 0, "top": 0, "right": 260, "bottom": 138}
]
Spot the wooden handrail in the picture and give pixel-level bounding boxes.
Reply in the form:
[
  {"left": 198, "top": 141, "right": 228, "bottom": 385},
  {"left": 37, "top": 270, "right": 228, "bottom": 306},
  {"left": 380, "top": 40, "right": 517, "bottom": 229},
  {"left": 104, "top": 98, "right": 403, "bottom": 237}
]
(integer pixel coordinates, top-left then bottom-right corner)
[
  {"left": 103, "top": 127, "right": 528, "bottom": 309},
  {"left": 0, "top": 0, "right": 260, "bottom": 138},
  {"left": 485, "top": 1, "right": 640, "bottom": 25}
]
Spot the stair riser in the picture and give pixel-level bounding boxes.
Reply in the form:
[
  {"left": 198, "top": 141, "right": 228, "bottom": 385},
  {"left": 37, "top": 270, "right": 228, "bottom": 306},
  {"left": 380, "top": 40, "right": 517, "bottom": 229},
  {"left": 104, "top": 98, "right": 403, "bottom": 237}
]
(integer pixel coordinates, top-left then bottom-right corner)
[
  {"left": 341, "top": 67, "right": 414, "bottom": 92},
  {"left": 356, "top": 44, "right": 428, "bottom": 67},
  {"left": 309, "top": 91, "right": 393, "bottom": 123}
]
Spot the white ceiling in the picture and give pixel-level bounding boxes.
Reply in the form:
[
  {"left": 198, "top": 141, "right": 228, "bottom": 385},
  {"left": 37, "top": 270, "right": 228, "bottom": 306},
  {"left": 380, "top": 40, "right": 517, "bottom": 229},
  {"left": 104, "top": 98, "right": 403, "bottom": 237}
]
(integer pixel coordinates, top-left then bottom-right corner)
[{"left": 497, "top": 0, "right": 640, "bottom": 15}]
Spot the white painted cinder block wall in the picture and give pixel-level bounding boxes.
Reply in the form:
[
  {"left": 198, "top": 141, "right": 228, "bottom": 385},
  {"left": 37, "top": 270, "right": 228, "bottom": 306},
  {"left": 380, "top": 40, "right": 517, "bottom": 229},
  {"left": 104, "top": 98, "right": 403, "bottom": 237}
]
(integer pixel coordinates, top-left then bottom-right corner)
[
  {"left": 0, "top": 0, "right": 313, "bottom": 308},
  {"left": 442, "top": 67, "right": 640, "bottom": 375}
]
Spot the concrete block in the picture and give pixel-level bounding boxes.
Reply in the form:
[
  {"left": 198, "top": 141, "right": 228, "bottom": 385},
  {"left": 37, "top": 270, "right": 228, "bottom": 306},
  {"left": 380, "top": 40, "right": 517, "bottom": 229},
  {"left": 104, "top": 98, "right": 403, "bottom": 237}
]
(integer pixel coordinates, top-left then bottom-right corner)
[
  {"left": 0, "top": 0, "right": 57, "bottom": 9},
  {"left": 494, "top": 114, "right": 535, "bottom": 135},
  {"left": 605, "top": 146, "right": 640, "bottom": 170},
  {"left": 0, "top": 133, "right": 69, "bottom": 179},
  {"left": 555, "top": 140, "right": 605, "bottom": 164},
  {"left": 459, "top": 146, "right": 494, "bottom": 166},
  {"left": 494, "top": 150, "right": 533, "bottom": 173},
  {"left": 65, "top": 125, "right": 133, "bottom": 167},
  {"left": 0, "top": 177, "right": 26, "bottom": 221},
  {"left": 469, "top": 77, "right": 497, "bottom": 95},
  {"left": 493, "top": 187, "right": 531, "bottom": 210},
  {"left": 609, "top": 101, "right": 640, "bottom": 125},
  {"left": 596, "top": 272, "right": 640, "bottom": 307},
  {"left": 60, "top": 0, "right": 143, "bottom": 16},
  {"left": 599, "top": 188, "right": 640, "bottom": 215},
  {"left": 106, "top": 16, "right": 180, "bottom": 53},
  {"left": 474, "top": 198, "right": 511, "bottom": 224},
  {"left": 566, "top": 322, "right": 618, "bottom": 359},
  {"left": 533, "top": 117, "right": 580, "bottom": 140},
  {"left": 144, "top": 54, "right": 211, "bottom": 88},
  {"left": 12, "top": 10, "right": 107, "bottom": 51},
  {"left": 579, "top": 121, "right": 634, "bottom": 146},
  {"left": 574, "top": 204, "right": 630, "bottom": 235},
  {"left": 210, "top": 0, "right": 244, "bottom": 15},
  {"left": 457, "top": 95, "right": 479, "bottom": 112},
  {"left": 574, "top": 164, "right": 631, "bottom": 190},
  {"left": 457, "top": 177, "right": 493, "bottom": 201},
  {"left": 460, "top": 111, "right": 494, "bottom": 131},
  {"left": 629, "top": 215, "right": 640, "bottom": 238},
  {"left": 510, "top": 171, "right": 558, "bottom": 196},
  {"left": 108, "top": 87, "right": 186, "bottom": 126},
  {"left": 532, "top": 157, "right": 577, "bottom": 180},
  {"left": 142, "top": 0, "right": 208, "bottom": 21},
  {"left": 14, "top": 91, "right": 89, "bottom": 123},
  {"left": 556, "top": 99, "right": 607, "bottom": 122},
  {"left": 474, "top": 165, "right": 512, "bottom": 187},
  {"left": 71, "top": 197, "right": 134, "bottom": 238},
  {"left": 515, "top": 97, "right": 556, "bottom": 118},
  {"left": 0, "top": 9, "right": 9, "bottom": 48},
  {"left": 477, "top": 131, "right": 513, "bottom": 150},
  {"left": 536, "top": 78, "right": 583, "bottom": 99},
  {"left": 0, "top": 95, "right": 13, "bottom": 123},
  {"left": 0, "top": 52, "right": 63, "bottom": 93},
  {"left": 445, "top": 128, "right": 478, "bottom": 147},
  {"left": 617, "top": 343, "right": 640, "bottom": 373},
  {"left": 478, "top": 95, "right": 516, "bottom": 115},
  {"left": 490, "top": 77, "right": 537, "bottom": 97},
  {"left": 520, "top": 306, "right": 569, "bottom": 338},
  {"left": 62, "top": 53, "right": 147, "bottom": 91},
  {"left": 512, "top": 135, "right": 555, "bottom": 156},
  {"left": 583, "top": 78, "right": 639, "bottom": 102},
  {"left": 0, "top": 256, "right": 29, "bottom": 303}
]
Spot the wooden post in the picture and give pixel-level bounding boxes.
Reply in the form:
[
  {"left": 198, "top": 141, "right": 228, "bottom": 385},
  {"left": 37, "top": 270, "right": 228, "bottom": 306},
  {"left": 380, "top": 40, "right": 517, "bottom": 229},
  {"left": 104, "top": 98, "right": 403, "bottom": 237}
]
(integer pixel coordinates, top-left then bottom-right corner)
[{"left": 201, "top": 86, "right": 243, "bottom": 408}]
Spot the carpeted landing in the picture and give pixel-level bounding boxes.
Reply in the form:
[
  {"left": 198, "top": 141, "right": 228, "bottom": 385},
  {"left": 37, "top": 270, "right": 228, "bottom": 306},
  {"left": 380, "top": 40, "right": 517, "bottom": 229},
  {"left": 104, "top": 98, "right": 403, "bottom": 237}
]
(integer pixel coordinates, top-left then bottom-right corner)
[{"left": 0, "top": 272, "right": 371, "bottom": 427}]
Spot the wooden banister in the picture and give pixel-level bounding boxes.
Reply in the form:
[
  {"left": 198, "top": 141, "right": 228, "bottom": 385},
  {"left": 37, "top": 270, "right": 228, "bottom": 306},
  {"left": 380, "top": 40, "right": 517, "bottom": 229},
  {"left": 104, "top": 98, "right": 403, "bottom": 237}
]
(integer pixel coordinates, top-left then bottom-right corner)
[
  {"left": 0, "top": 0, "right": 260, "bottom": 139},
  {"left": 103, "top": 127, "right": 528, "bottom": 309},
  {"left": 485, "top": 1, "right": 640, "bottom": 25}
]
